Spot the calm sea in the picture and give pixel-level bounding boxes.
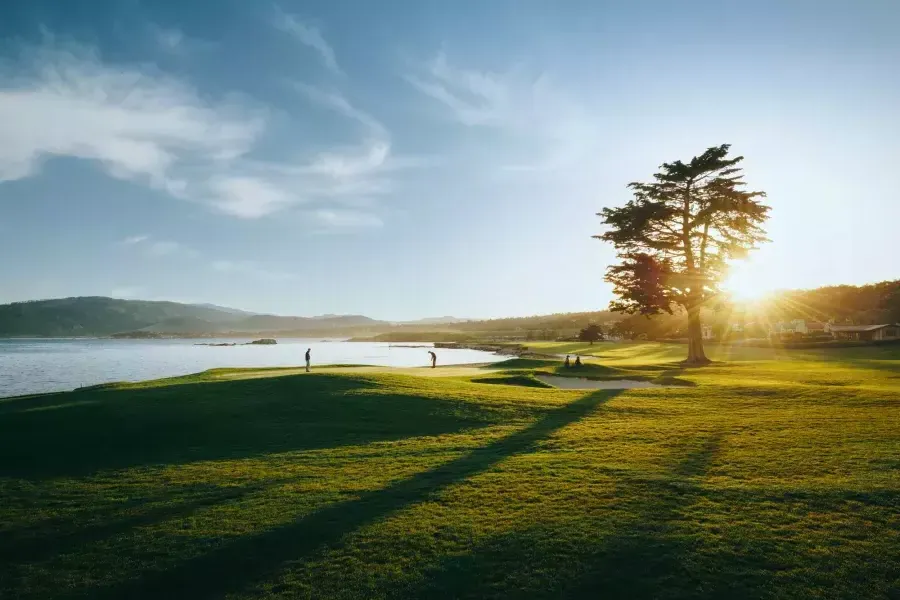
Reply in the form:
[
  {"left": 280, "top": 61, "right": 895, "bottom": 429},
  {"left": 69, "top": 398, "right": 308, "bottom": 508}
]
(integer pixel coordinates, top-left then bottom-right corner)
[{"left": 0, "top": 338, "right": 500, "bottom": 397}]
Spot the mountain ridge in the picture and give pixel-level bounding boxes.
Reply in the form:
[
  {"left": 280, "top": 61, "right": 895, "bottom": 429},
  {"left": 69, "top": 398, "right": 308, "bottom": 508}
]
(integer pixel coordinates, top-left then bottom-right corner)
[{"left": 0, "top": 297, "right": 389, "bottom": 337}]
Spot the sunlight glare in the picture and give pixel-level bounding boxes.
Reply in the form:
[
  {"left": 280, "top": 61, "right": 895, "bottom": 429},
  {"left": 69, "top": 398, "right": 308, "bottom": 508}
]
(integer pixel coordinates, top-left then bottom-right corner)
[{"left": 722, "top": 261, "right": 774, "bottom": 302}]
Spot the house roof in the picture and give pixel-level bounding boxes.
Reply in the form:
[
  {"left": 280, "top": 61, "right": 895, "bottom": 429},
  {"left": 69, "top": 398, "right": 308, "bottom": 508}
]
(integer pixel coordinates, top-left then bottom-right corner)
[{"left": 829, "top": 324, "right": 899, "bottom": 332}]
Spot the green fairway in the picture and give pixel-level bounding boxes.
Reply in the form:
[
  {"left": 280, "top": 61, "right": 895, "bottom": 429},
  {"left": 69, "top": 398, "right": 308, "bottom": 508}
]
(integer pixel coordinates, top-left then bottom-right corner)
[{"left": 1, "top": 343, "right": 898, "bottom": 599}]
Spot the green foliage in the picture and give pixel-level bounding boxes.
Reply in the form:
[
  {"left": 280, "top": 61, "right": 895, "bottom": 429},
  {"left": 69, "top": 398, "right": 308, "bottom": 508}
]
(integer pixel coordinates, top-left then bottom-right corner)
[
  {"left": 758, "top": 280, "right": 900, "bottom": 324},
  {"left": 597, "top": 144, "right": 770, "bottom": 315},
  {"left": 597, "top": 145, "right": 770, "bottom": 362},
  {"left": 1, "top": 345, "right": 898, "bottom": 599},
  {"left": 577, "top": 323, "right": 604, "bottom": 343}
]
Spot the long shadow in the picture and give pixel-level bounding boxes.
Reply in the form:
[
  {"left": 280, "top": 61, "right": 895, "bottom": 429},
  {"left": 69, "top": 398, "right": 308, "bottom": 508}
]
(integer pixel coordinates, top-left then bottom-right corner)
[
  {"left": 62, "top": 389, "right": 621, "bottom": 600},
  {"left": 406, "top": 432, "right": 730, "bottom": 600},
  {"left": 0, "top": 481, "right": 278, "bottom": 565},
  {"left": 0, "top": 374, "right": 499, "bottom": 479},
  {"left": 562, "top": 433, "right": 737, "bottom": 599}
]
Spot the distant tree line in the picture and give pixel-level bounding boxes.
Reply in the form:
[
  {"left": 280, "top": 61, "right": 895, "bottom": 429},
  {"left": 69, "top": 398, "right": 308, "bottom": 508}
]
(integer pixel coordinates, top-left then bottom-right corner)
[{"left": 607, "top": 280, "right": 900, "bottom": 341}]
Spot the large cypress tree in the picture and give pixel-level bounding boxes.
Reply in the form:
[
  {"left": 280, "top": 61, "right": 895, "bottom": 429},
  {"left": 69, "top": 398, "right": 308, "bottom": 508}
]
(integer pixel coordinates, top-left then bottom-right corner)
[{"left": 596, "top": 144, "right": 770, "bottom": 364}]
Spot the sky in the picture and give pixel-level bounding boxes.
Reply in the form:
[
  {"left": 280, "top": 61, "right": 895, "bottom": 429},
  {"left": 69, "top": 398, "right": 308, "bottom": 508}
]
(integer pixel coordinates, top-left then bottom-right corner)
[{"left": 0, "top": 0, "right": 897, "bottom": 320}]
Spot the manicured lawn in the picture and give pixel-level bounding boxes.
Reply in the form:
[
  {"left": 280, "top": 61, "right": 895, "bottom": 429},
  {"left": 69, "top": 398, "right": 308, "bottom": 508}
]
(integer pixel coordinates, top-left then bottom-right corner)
[{"left": 1, "top": 344, "right": 898, "bottom": 599}]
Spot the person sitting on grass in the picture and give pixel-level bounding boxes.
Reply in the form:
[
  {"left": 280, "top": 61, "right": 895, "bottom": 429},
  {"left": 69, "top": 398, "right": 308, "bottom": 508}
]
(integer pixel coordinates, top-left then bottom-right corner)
[
  {"left": 565, "top": 355, "right": 571, "bottom": 368},
  {"left": 574, "top": 355, "right": 582, "bottom": 368}
]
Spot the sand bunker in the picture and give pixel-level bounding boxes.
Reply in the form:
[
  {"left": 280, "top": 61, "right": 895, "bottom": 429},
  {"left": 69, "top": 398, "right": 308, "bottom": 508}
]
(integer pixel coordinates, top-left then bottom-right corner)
[{"left": 535, "top": 375, "right": 669, "bottom": 390}]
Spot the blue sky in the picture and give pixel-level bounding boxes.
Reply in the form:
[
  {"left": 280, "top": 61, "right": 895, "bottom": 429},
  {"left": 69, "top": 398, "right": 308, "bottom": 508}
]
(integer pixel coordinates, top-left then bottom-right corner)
[{"left": 0, "top": 0, "right": 897, "bottom": 319}]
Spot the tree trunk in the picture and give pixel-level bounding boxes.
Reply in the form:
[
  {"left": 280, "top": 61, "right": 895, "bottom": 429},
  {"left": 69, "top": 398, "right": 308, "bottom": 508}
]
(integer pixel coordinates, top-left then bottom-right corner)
[{"left": 685, "top": 304, "right": 710, "bottom": 365}]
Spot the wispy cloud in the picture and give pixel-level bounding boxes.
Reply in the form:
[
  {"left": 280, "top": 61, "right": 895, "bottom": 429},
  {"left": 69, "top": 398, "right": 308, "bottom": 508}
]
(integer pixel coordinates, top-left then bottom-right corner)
[
  {"left": 407, "top": 51, "right": 597, "bottom": 173},
  {"left": 211, "top": 260, "right": 295, "bottom": 282},
  {"left": 406, "top": 52, "right": 511, "bottom": 127},
  {"left": 120, "top": 234, "right": 198, "bottom": 258},
  {"left": 293, "top": 82, "right": 385, "bottom": 136},
  {"left": 0, "top": 44, "right": 263, "bottom": 187},
  {"left": 0, "top": 40, "right": 427, "bottom": 228},
  {"left": 204, "top": 84, "right": 426, "bottom": 222},
  {"left": 274, "top": 8, "right": 342, "bottom": 76},
  {"left": 207, "top": 176, "right": 293, "bottom": 219}
]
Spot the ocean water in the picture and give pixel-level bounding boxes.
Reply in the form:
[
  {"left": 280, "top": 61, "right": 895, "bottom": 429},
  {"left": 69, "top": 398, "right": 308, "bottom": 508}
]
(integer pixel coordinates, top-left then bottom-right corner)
[{"left": 0, "top": 338, "right": 500, "bottom": 397}]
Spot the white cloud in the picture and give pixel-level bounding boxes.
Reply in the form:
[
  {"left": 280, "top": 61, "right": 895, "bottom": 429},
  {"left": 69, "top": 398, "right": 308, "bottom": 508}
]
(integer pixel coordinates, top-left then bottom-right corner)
[
  {"left": 307, "top": 141, "right": 390, "bottom": 179},
  {"left": 120, "top": 234, "right": 197, "bottom": 258},
  {"left": 208, "top": 176, "right": 293, "bottom": 218},
  {"left": 0, "top": 44, "right": 264, "bottom": 186},
  {"left": 203, "top": 86, "right": 424, "bottom": 222},
  {"left": 274, "top": 9, "right": 342, "bottom": 76},
  {"left": 407, "top": 52, "right": 597, "bottom": 173},
  {"left": 0, "top": 41, "right": 429, "bottom": 228},
  {"left": 211, "top": 260, "right": 295, "bottom": 282},
  {"left": 406, "top": 52, "right": 512, "bottom": 127},
  {"left": 293, "top": 83, "right": 385, "bottom": 136}
]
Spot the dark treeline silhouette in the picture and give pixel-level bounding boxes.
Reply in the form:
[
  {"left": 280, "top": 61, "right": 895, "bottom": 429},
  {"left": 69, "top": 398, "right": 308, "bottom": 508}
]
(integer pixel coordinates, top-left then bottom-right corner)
[
  {"left": 761, "top": 281, "right": 900, "bottom": 325},
  {"left": 610, "top": 280, "right": 900, "bottom": 340}
]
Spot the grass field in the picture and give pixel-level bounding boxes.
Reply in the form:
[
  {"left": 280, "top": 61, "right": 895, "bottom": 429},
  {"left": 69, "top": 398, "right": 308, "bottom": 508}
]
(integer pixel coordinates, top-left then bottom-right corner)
[{"left": 1, "top": 342, "right": 898, "bottom": 599}]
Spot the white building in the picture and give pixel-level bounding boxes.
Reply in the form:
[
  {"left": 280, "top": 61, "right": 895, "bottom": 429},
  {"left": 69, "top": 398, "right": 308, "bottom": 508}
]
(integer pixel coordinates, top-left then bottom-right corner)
[
  {"left": 829, "top": 324, "right": 900, "bottom": 341},
  {"left": 771, "top": 319, "right": 826, "bottom": 336}
]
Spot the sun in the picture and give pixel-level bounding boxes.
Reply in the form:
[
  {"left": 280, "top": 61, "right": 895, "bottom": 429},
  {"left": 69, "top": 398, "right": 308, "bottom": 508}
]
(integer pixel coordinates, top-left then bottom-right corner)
[{"left": 721, "top": 261, "right": 773, "bottom": 303}]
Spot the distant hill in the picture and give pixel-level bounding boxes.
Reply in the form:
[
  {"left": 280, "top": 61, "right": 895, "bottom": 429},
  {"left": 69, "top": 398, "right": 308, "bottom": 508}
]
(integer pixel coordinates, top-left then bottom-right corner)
[
  {"left": 0, "top": 296, "right": 620, "bottom": 339},
  {"left": 401, "top": 316, "right": 469, "bottom": 325},
  {"left": 0, "top": 297, "right": 247, "bottom": 337},
  {"left": 190, "top": 303, "right": 258, "bottom": 316},
  {"left": 0, "top": 297, "right": 386, "bottom": 337}
]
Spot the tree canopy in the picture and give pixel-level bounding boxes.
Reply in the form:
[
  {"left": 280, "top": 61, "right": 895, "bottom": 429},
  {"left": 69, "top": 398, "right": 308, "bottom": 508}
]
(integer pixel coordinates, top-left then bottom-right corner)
[
  {"left": 596, "top": 144, "right": 770, "bottom": 363},
  {"left": 578, "top": 323, "right": 604, "bottom": 344}
]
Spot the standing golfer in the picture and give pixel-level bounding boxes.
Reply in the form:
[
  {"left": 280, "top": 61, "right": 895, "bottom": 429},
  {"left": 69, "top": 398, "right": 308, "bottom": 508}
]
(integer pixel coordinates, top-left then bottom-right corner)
[
  {"left": 428, "top": 350, "right": 437, "bottom": 369},
  {"left": 305, "top": 348, "right": 311, "bottom": 372}
]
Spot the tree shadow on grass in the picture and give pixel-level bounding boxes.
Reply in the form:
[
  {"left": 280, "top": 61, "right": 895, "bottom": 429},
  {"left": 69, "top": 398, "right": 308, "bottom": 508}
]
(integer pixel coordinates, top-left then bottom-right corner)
[
  {"left": 62, "top": 390, "right": 621, "bottom": 600},
  {"left": 407, "top": 433, "right": 753, "bottom": 600},
  {"left": 0, "top": 374, "right": 500, "bottom": 479},
  {"left": 0, "top": 480, "right": 279, "bottom": 565}
]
